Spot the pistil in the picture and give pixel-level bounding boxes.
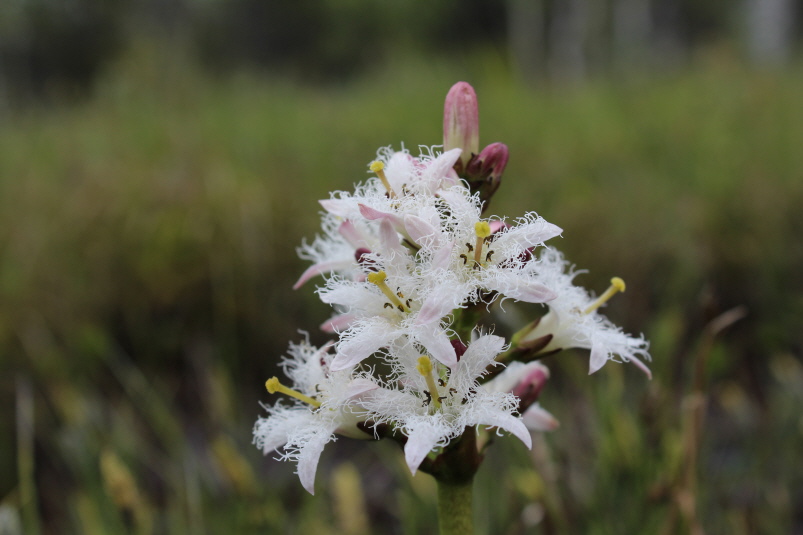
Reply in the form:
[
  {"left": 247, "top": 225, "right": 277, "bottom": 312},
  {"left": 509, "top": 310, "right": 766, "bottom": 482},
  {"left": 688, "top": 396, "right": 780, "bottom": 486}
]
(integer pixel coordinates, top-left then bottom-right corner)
[
  {"left": 367, "top": 271, "right": 410, "bottom": 312},
  {"left": 266, "top": 377, "right": 322, "bottom": 408},
  {"left": 473, "top": 221, "right": 491, "bottom": 266},
  {"left": 416, "top": 356, "right": 442, "bottom": 409},
  {"left": 583, "top": 277, "right": 626, "bottom": 315},
  {"left": 370, "top": 160, "right": 396, "bottom": 198}
]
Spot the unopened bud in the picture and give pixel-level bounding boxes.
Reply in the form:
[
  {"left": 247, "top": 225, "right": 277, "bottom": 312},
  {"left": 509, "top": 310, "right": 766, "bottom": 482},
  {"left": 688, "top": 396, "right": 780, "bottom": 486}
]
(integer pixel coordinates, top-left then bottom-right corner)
[
  {"left": 464, "top": 142, "right": 509, "bottom": 211},
  {"left": 512, "top": 363, "right": 549, "bottom": 411},
  {"left": 443, "top": 81, "right": 480, "bottom": 169}
]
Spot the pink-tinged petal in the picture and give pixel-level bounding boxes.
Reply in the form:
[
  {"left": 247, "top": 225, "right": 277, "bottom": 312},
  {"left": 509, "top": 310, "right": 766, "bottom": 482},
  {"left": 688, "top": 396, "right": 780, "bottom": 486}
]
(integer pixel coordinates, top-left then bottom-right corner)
[
  {"left": 522, "top": 404, "right": 559, "bottom": 432},
  {"left": 443, "top": 81, "right": 479, "bottom": 164},
  {"left": 358, "top": 204, "right": 404, "bottom": 229},
  {"left": 319, "top": 199, "right": 353, "bottom": 217},
  {"left": 344, "top": 377, "right": 380, "bottom": 398},
  {"left": 320, "top": 313, "right": 357, "bottom": 333},
  {"left": 490, "top": 220, "right": 511, "bottom": 234},
  {"left": 490, "top": 277, "right": 557, "bottom": 304},
  {"left": 627, "top": 355, "right": 653, "bottom": 380},
  {"left": 431, "top": 241, "right": 455, "bottom": 270},
  {"left": 338, "top": 220, "right": 369, "bottom": 248},
  {"left": 416, "top": 327, "right": 457, "bottom": 368},
  {"left": 404, "top": 420, "right": 447, "bottom": 474},
  {"left": 404, "top": 214, "right": 442, "bottom": 247},
  {"left": 416, "top": 287, "right": 459, "bottom": 326},
  {"left": 379, "top": 219, "right": 407, "bottom": 257},
  {"left": 330, "top": 320, "right": 397, "bottom": 371},
  {"left": 589, "top": 342, "right": 608, "bottom": 375},
  {"left": 294, "top": 260, "right": 353, "bottom": 289}
]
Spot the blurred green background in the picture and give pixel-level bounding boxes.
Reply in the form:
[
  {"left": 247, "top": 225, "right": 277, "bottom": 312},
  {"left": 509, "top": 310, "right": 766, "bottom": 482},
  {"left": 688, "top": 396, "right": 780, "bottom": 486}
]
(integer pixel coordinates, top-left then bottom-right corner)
[{"left": 1, "top": 1, "right": 802, "bottom": 533}]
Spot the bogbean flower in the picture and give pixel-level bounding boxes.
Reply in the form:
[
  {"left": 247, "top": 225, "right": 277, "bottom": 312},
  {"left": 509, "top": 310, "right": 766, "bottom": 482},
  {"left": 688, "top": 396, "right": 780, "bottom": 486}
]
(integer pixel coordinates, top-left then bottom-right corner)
[
  {"left": 520, "top": 247, "right": 652, "bottom": 377},
  {"left": 361, "top": 334, "right": 532, "bottom": 473},
  {"left": 255, "top": 82, "right": 651, "bottom": 501},
  {"left": 413, "top": 185, "right": 563, "bottom": 325},
  {"left": 252, "top": 341, "right": 379, "bottom": 494}
]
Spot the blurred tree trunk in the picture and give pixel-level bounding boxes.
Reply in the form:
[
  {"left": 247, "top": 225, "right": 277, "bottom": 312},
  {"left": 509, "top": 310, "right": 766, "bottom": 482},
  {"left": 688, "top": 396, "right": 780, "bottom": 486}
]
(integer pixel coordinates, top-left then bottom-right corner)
[
  {"left": 613, "top": 0, "right": 652, "bottom": 70},
  {"left": 507, "top": 0, "right": 545, "bottom": 84},
  {"left": 548, "top": 0, "right": 589, "bottom": 83},
  {"left": 744, "top": 0, "right": 795, "bottom": 66}
]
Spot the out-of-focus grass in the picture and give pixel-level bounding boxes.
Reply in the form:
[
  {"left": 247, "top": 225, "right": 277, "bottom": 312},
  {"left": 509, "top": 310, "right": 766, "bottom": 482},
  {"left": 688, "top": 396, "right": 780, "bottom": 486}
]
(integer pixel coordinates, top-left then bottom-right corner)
[{"left": 0, "top": 42, "right": 801, "bottom": 533}]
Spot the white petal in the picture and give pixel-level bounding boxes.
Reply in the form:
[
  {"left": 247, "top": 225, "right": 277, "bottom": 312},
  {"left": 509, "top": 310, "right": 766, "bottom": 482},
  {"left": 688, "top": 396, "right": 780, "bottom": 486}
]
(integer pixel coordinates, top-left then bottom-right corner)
[
  {"left": 589, "top": 341, "right": 608, "bottom": 375},
  {"left": 522, "top": 404, "right": 559, "bottom": 432},
  {"left": 331, "top": 320, "right": 397, "bottom": 371},
  {"left": 430, "top": 241, "right": 455, "bottom": 270},
  {"left": 297, "top": 425, "right": 337, "bottom": 495},
  {"left": 319, "top": 198, "right": 353, "bottom": 217},
  {"left": 473, "top": 409, "right": 532, "bottom": 449},
  {"left": 488, "top": 274, "right": 557, "bottom": 304},
  {"left": 497, "top": 219, "right": 563, "bottom": 250},
  {"left": 453, "top": 334, "right": 506, "bottom": 385},
  {"left": 416, "top": 327, "right": 457, "bottom": 368},
  {"left": 404, "top": 419, "right": 448, "bottom": 474}
]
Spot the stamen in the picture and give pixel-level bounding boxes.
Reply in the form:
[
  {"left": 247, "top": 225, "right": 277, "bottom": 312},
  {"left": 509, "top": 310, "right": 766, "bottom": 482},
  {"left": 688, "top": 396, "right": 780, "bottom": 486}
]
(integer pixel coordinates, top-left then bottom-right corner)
[
  {"left": 370, "top": 161, "right": 396, "bottom": 198},
  {"left": 416, "top": 356, "right": 442, "bottom": 409},
  {"left": 474, "top": 221, "right": 491, "bottom": 266},
  {"left": 368, "top": 271, "right": 410, "bottom": 312},
  {"left": 583, "top": 277, "right": 626, "bottom": 315},
  {"left": 265, "top": 377, "right": 321, "bottom": 408}
]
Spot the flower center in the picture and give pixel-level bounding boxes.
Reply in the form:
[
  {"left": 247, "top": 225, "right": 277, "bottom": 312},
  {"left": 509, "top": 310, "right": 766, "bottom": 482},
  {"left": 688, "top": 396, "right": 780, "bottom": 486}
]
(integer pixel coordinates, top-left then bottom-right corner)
[
  {"left": 583, "top": 277, "right": 626, "bottom": 315},
  {"left": 370, "top": 160, "right": 397, "bottom": 199},
  {"left": 265, "top": 377, "right": 321, "bottom": 408},
  {"left": 368, "top": 270, "right": 411, "bottom": 312},
  {"left": 416, "top": 356, "right": 446, "bottom": 410},
  {"left": 459, "top": 221, "right": 494, "bottom": 269}
]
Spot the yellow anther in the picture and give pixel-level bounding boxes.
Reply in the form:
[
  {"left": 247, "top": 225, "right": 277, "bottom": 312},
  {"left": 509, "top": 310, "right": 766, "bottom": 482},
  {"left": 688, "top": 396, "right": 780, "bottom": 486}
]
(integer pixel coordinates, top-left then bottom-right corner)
[
  {"left": 611, "top": 277, "right": 626, "bottom": 292},
  {"left": 367, "top": 270, "right": 387, "bottom": 285},
  {"left": 416, "top": 356, "right": 442, "bottom": 409},
  {"left": 583, "top": 277, "right": 626, "bottom": 315},
  {"left": 368, "top": 270, "right": 410, "bottom": 312},
  {"left": 370, "top": 160, "right": 396, "bottom": 198},
  {"left": 265, "top": 377, "right": 321, "bottom": 408},
  {"left": 473, "top": 221, "right": 491, "bottom": 266},
  {"left": 474, "top": 221, "right": 491, "bottom": 238},
  {"left": 416, "top": 356, "right": 433, "bottom": 376}
]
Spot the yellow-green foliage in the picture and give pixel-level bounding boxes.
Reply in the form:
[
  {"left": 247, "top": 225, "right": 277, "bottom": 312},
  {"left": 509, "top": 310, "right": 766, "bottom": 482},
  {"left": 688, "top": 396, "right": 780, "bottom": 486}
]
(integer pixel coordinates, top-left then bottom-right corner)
[{"left": 1, "top": 43, "right": 801, "bottom": 533}]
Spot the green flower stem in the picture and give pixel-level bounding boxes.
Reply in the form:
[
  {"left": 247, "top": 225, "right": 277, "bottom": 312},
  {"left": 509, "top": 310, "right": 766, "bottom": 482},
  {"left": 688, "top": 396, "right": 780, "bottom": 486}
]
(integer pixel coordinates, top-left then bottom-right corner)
[{"left": 437, "top": 478, "right": 474, "bottom": 535}]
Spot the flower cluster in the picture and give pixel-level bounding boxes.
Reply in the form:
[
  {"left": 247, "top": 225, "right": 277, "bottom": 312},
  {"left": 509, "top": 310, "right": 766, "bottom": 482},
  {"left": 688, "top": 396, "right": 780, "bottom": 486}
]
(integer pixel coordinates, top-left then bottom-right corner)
[{"left": 254, "top": 82, "right": 650, "bottom": 494}]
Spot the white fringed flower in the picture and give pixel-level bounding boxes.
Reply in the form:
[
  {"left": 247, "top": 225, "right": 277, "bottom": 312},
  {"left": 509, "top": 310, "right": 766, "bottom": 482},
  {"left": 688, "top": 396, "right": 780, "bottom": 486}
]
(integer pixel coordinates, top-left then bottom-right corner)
[
  {"left": 252, "top": 341, "right": 378, "bottom": 494},
  {"left": 525, "top": 247, "right": 652, "bottom": 377},
  {"left": 413, "top": 186, "right": 563, "bottom": 325},
  {"left": 361, "top": 334, "right": 532, "bottom": 474}
]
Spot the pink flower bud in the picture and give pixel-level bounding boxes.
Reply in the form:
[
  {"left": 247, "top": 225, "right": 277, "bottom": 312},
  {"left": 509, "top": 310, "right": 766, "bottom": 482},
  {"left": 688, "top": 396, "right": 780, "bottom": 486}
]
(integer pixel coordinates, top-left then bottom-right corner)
[
  {"left": 443, "top": 82, "right": 480, "bottom": 167},
  {"left": 464, "top": 142, "right": 509, "bottom": 212},
  {"left": 465, "top": 142, "right": 509, "bottom": 185},
  {"left": 512, "top": 363, "right": 549, "bottom": 410}
]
